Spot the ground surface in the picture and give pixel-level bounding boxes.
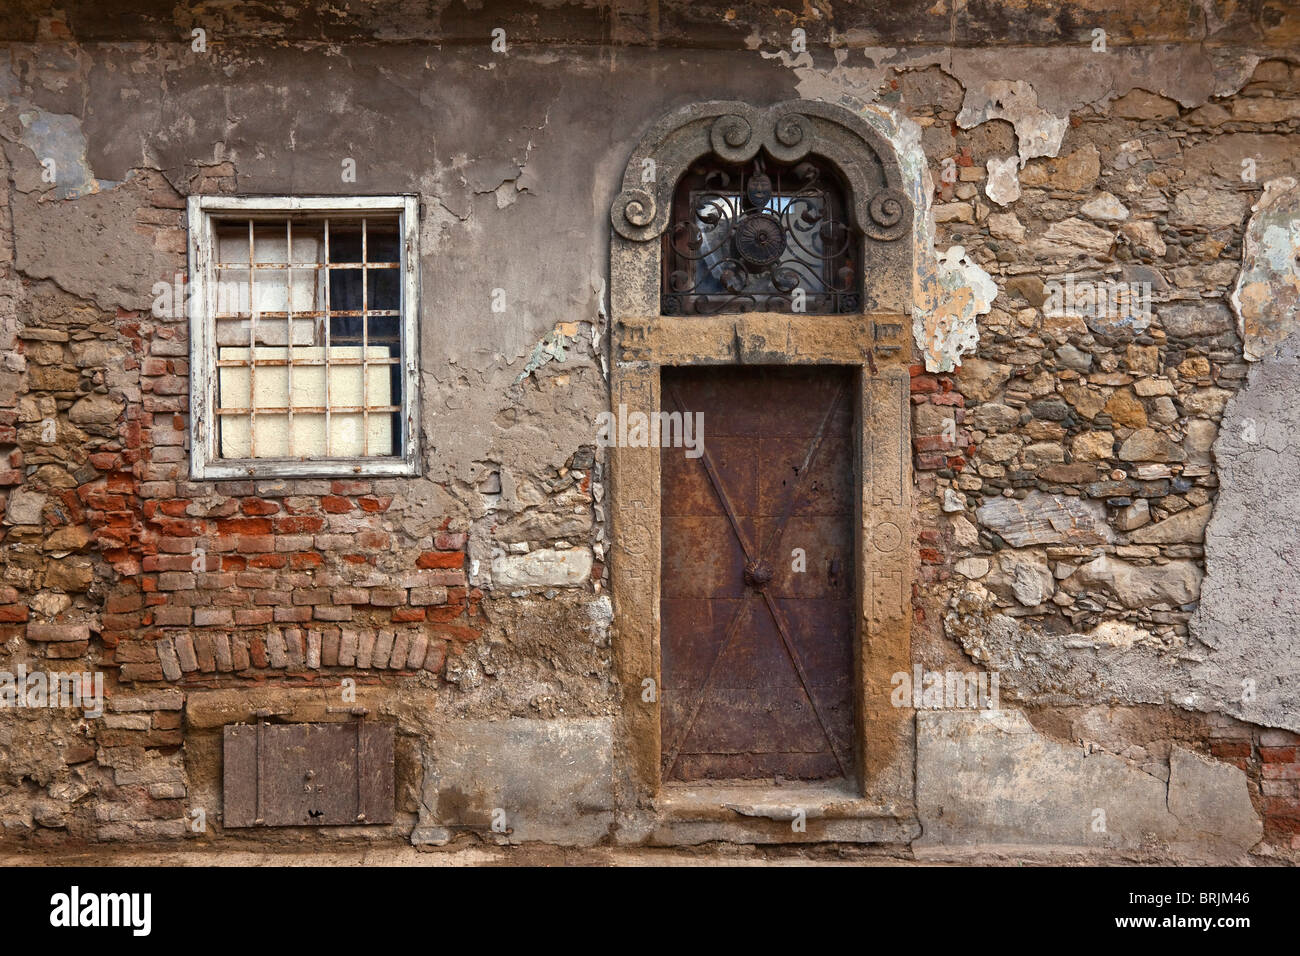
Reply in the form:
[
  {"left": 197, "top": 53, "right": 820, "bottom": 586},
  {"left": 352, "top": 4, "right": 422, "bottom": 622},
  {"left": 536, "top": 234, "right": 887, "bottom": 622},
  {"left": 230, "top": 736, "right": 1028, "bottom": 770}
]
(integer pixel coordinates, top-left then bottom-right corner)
[{"left": 3, "top": 843, "right": 1289, "bottom": 866}]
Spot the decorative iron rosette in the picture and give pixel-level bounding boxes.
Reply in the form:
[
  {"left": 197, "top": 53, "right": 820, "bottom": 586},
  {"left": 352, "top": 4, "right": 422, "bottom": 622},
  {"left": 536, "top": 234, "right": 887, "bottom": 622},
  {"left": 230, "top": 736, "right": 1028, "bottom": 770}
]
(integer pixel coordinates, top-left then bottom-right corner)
[
  {"left": 661, "top": 154, "right": 861, "bottom": 315},
  {"left": 734, "top": 213, "right": 787, "bottom": 266}
]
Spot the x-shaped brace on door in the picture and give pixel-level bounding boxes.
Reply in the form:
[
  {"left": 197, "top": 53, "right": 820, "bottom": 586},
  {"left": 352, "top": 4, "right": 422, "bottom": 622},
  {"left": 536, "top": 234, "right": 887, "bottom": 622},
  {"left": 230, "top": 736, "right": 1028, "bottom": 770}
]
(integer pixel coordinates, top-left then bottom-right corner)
[{"left": 661, "top": 379, "right": 851, "bottom": 780}]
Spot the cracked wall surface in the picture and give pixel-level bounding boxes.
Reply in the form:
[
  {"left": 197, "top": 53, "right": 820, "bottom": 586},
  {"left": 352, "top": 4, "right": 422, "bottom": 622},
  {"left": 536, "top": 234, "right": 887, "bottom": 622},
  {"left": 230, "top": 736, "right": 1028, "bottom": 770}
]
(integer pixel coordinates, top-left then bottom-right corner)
[{"left": 0, "top": 1, "right": 1296, "bottom": 860}]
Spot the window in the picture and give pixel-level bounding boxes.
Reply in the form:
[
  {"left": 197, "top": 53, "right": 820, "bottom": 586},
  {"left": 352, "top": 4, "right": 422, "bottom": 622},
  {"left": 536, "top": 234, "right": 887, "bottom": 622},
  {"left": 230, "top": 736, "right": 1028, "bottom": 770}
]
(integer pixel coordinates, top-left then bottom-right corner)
[
  {"left": 187, "top": 196, "right": 420, "bottom": 478},
  {"left": 662, "top": 154, "right": 860, "bottom": 315}
]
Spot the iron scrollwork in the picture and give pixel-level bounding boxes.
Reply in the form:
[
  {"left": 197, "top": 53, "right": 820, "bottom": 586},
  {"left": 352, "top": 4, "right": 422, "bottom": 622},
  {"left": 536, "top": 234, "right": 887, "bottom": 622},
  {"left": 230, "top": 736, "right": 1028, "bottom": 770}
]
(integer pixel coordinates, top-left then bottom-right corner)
[{"left": 662, "top": 154, "right": 860, "bottom": 315}]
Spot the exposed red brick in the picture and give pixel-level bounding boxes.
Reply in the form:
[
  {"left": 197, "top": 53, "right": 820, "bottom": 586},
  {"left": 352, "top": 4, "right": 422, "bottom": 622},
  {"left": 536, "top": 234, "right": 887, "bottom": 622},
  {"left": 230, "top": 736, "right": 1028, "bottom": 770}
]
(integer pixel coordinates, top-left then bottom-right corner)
[
  {"left": 434, "top": 531, "right": 468, "bottom": 550},
  {"left": 274, "top": 515, "right": 325, "bottom": 534},
  {"left": 1211, "top": 741, "right": 1252, "bottom": 759},
  {"left": 215, "top": 517, "right": 273, "bottom": 535},
  {"left": 0, "top": 605, "right": 29, "bottom": 623},
  {"left": 331, "top": 480, "right": 372, "bottom": 496}
]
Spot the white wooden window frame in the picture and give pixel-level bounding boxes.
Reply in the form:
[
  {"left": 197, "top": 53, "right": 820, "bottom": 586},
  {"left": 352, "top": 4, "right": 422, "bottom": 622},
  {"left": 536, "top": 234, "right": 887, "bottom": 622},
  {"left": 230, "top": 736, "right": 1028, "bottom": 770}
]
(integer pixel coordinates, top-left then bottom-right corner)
[{"left": 187, "top": 195, "right": 421, "bottom": 479}]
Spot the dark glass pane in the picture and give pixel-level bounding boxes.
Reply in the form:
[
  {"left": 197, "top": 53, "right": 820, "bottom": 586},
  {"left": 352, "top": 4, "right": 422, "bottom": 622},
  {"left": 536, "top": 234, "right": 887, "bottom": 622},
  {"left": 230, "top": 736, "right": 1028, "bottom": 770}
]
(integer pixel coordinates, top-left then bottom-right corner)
[
  {"left": 369, "top": 314, "right": 400, "bottom": 345},
  {"left": 662, "top": 154, "right": 859, "bottom": 315},
  {"left": 367, "top": 228, "right": 401, "bottom": 263},
  {"left": 367, "top": 269, "right": 400, "bottom": 311},
  {"left": 329, "top": 313, "right": 364, "bottom": 343},
  {"left": 387, "top": 411, "right": 402, "bottom": 456},
  {"left": 329, "top": 268, "right": 363, "bottom": 314},
  {"left": 330, "top": 227, "right": 363, "bottom": 264}
]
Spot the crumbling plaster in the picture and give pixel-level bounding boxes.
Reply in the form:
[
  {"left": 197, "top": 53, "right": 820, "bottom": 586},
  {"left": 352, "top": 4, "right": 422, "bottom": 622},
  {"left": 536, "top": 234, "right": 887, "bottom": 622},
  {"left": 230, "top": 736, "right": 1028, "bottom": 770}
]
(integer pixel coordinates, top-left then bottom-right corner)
[
  {"left": 0, "top": 13, "right": 1296, "bottom": 855},
  {"left": 773, "top": 43, "right": 1295, "bottom": 371},
  {"left": 916, "top": 710, "right": 1261, "bottom": 861},
  {"left": 1188, "top": 335, "right": 1300, "bottom": 733},
  {"left": 1231, "top": 176, "right": 1300, "bottom": 361},
  {"left": 4, "top": 40, "right": 1290, "bottom": 456},
  {"left": 774, "top": 44, "right": 1300, "bottom": 747}
]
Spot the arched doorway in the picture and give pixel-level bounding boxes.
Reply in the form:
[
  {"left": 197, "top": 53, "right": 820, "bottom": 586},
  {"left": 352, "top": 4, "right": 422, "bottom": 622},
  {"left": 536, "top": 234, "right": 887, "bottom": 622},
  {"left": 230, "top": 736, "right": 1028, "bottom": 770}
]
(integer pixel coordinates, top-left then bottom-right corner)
[{"left": 608, "top": 100, "right": 916, "bottom": 815}]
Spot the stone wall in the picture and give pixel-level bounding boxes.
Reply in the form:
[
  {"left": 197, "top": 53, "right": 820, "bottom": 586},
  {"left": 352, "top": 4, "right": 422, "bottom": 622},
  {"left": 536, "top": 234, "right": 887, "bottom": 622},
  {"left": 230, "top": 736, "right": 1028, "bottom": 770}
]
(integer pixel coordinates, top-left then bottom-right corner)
[{"left": 909, "top": 61, "right": 1300, "bottom": 854}]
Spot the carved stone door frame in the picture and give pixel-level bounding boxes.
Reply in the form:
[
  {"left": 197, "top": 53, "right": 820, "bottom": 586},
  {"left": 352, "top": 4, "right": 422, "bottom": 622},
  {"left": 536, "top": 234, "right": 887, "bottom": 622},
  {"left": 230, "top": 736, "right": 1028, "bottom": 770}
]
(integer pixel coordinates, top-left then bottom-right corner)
[{"left": 608, "top": 100, "right": 916, "bottom": 816}]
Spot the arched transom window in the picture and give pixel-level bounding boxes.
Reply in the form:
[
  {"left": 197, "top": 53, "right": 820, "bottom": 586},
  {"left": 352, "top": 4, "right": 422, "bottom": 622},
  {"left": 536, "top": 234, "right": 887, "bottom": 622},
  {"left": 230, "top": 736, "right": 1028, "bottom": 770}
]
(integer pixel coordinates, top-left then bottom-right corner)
[{"left": 662, "top": 153, "right": 860, "bottom": 315}]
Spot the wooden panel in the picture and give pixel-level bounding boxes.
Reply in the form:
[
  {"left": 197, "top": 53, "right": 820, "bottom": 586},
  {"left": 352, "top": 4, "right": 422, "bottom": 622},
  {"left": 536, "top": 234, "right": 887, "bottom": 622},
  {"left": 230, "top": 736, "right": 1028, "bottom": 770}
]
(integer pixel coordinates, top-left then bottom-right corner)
[{"left": 223, "top": 721, "right": 394, "bottom": 827}]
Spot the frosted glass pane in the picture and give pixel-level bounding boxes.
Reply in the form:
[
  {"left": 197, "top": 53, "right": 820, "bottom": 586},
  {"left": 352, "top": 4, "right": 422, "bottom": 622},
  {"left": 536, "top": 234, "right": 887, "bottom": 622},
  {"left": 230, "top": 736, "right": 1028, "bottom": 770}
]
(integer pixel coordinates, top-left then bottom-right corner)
[
  {"left": 218, "top": 346, "right": 392, "bottom": 458},
  {"left": 218, "top": 235, "right": 323, "bottom": 314}
]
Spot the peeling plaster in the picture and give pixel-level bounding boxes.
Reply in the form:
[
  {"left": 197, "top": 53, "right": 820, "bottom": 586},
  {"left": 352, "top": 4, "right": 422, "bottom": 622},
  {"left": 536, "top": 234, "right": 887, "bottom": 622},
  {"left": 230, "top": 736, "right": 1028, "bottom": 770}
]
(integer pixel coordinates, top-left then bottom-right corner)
[
  {"left": 1210, "top": 51, "right": 1264, "bottom": 98},
  {"left": 957, "top": 80, "right": 1069, "bottom": 167},
  {"left": 14, "top": 109, "right": 118, "bottom": 200},
  {"left": 0, "top": 12, "right": 1295, "bottom": 856},
  {"left": 984, "top": 156, "right": 1020, "bottom": 206},
  {"left": 917, "top": 245, "right": 997, "bottom": 373},
  {"left": 513, "top": 325, "right": 574, "bottom": 385},
  {"left": 764, "top": 89, "right": 998, "bottom": 374},
  {"left": 782, "top": 62, "right": 1113, "bottom": 371},
  {"left": 840, "top": 99, "right": 988, "bottom": 372},
  {"left": 1231, "top": 176, "right": 1300, "bottom": 362},
  {"left": 945, "top": 585, "right": 1199, "bottom": 713},
  {"left": 916, "top": 709, "right": 1262, "bottom": 861},
  {"left": 781, "top": 95, "right": 993, "bottom": 371},
  {"left": 1189, "top": 335, "right": 1300, "bottom": 733}
]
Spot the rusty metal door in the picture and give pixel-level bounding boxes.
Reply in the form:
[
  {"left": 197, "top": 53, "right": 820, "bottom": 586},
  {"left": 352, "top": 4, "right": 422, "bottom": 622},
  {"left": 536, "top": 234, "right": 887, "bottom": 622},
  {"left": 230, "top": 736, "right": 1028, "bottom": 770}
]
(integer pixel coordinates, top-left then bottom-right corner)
[{"left": 660, "top": 365, "right": 855, "bottom": 782}]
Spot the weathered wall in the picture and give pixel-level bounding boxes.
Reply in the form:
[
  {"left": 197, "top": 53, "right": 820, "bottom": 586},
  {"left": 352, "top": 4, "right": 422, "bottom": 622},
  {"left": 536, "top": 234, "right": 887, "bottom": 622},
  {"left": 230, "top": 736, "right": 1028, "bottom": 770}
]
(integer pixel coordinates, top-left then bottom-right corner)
[{"left": 0, "top": 1, "right": 1297, "bottom": 860}]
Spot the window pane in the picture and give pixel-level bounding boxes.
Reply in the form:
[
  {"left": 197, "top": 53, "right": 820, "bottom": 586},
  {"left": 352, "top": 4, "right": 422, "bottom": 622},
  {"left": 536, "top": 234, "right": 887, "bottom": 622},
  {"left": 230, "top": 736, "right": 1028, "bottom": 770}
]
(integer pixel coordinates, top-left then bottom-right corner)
[
  {"left": 294, "top": 413, "right": 328, "bottom": 456},
  {"left": 208, "top": 211, "right": 406, "bottom": 465},
  {"left": 367, "top": 269, "right": 400, "bottom": 311},
  {"left": 216, "top": 317, "right": 250, "bottom": 347},
  {"left": 290, "top": 361, "right": 326, "bottom": 408},
  {"left": 253, "top": 316, "right": 289, "bottom": 346},
  {"left": 251, "top": 413, "right": 290, "bottom": 457},
  {"left": 329, "top": 268, "right": 364, "bottom": 316},
  {"left": 368, "top": 314, "right": 400, "bottom": 346},
  {"left": 662, "top": 156, "right": 860, "bottom": 314},
  {"left": 329, "top": 224, "right": 364, "bottom": 263},
  {"left": 367, "top": 227, "right": 401, "bottom": 263},
  {"left": 213, "top": 268, "right": 252, "bottom": 317}
]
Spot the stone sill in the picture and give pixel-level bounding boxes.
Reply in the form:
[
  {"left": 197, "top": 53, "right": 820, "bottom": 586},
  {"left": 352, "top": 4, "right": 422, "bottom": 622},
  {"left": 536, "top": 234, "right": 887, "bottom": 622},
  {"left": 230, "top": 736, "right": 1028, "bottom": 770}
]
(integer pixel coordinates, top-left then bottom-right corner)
[{"left": 636, "top": 781, "right": 920, "bottom": 846}]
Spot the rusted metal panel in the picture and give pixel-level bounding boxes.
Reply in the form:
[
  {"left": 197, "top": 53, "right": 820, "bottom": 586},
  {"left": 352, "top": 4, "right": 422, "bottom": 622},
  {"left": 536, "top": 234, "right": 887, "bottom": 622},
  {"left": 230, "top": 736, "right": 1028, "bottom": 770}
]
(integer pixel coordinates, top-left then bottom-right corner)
[
  {"left": 660, "top": 366, "right": 855, "bottom": 782},
  {"left": 223, "top": 721, "right": 394, "bottom": 827}
]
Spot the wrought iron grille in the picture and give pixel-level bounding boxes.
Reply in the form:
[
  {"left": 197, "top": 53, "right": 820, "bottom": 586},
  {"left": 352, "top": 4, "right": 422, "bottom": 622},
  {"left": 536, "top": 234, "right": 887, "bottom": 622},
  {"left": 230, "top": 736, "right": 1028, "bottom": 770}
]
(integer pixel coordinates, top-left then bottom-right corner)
[{"left": 662, "top": 154, "right": 860, "bottom": 315}]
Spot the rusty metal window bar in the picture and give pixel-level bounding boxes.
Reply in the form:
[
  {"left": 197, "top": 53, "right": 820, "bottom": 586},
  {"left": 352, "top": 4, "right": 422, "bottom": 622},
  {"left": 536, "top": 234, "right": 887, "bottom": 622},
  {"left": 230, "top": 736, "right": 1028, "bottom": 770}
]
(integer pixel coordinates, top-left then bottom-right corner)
[
  {"left": 187, "top": 196, "right": 420, "bottom": 479},
  {"left": 662, "top": 154, "right": 860, "bottom": 315}
]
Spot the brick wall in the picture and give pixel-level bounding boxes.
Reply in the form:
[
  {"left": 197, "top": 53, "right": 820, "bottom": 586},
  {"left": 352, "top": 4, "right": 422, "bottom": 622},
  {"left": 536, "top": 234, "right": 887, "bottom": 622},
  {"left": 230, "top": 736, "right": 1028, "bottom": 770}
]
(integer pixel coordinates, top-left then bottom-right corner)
[{"left": 0, "top": 162, "right": 487, "bottom": 844}]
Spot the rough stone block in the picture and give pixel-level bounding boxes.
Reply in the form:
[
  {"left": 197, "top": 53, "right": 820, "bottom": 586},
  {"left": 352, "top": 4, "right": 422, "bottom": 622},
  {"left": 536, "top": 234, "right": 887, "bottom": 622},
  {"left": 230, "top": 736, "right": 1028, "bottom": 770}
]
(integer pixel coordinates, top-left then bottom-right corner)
[
  {"left": 417, "top": 718, "right": 614, "bottom": 846},
  {"left": 916, "top": 710, "right": 1260, "bottom": 861},
  {"left": 491, "top": 548, "right": 594, "bottom": 588}
]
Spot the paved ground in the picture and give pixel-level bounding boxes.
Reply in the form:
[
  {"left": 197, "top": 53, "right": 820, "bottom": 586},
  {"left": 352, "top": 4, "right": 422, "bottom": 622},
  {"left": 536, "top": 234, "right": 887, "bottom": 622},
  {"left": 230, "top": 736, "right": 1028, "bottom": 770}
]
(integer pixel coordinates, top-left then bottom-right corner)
[
  {"left": 0, "top": 842, "right": 939, "bottom": 866},
  {"left": 3, "top": 842, "right": 1250, "bottom": 866}
]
